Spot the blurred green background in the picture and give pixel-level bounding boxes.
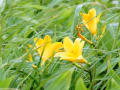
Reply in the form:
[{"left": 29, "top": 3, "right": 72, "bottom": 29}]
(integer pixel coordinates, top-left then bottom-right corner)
[{"left": 0, "top": 0, "right": 120, "bottom": 90}]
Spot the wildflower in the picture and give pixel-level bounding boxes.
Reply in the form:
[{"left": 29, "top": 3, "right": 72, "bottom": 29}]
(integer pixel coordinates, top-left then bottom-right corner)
[
  {"left": 34, "top": 35, "right": 62, "bottom": 65},
  {"left": 55, "top": 37, "right": 87, "bottom": 63},
  {"left": 81, "top": 8, "right": 101, "bottom": 35}
]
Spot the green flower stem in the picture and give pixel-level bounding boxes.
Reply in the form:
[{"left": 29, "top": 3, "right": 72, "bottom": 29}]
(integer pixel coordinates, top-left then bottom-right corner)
[
  {"left": 72, "top": 62, "right": 93, "bottom": 89},
  {"left": 72, "top": 62, "right": 89, "bottom": 72},
  {"left": 30, "top": 45, "right": 47, "bottom": 89},
  {"left": 10, "top": 68, "right": 39, "bottom": 88}
]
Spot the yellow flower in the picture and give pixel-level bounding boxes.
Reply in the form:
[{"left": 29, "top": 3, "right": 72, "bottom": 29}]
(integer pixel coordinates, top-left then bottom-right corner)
[
  {"left": 55, "top": 37, "right": 87, "bottom": 63},
  {"left": 34, "top": 35, "right": 63, "bottom": 65},
  {"left": 81, "top": 8, "right": 101, "bottom": 35}
]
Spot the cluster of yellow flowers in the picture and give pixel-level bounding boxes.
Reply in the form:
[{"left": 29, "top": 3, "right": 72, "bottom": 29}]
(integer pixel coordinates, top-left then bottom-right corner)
[
  {"left": 33, "top": 35, "right": 86, "bottom": 66},
  {"left": 27, "top": 8, "right": 105, "bottom": 67}
]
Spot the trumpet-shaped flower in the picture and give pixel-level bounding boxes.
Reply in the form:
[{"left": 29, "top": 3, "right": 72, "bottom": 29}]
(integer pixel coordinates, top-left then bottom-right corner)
[
  {"left": 81, "top": 8, "right": 101, "bottom": 35},
  {"left": 34, "top": 35, "right": 62, "bottom": 65},
  {"left": 55, "top": 37, "right": 87, "bottom": 63}
]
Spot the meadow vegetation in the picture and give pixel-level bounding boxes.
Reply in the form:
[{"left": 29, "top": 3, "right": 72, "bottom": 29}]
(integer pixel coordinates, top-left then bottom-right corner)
[{"left": 0, "top": 0, "right": 120, "bottom": 90}]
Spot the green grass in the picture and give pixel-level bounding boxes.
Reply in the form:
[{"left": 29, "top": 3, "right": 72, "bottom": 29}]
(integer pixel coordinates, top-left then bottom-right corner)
[{"left": 0, "top": 0, "right": 120, "bottom": 90}]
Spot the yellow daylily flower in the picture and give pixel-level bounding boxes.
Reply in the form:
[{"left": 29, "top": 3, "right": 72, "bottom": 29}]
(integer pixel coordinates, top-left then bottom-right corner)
[
  {"left": 55, "top": 37, "right": 87, "bottom": 63},
  {"left": 34, "top": 35, "right": 63, "bottom": 65},
  {"left": 81, "top": 8, "right": 101, "bottom": 35}
]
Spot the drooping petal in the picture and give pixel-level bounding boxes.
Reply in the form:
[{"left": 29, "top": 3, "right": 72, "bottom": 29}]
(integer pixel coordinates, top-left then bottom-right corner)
[{"left": 63, "top": 37, "right": 74, "bottom": 52}]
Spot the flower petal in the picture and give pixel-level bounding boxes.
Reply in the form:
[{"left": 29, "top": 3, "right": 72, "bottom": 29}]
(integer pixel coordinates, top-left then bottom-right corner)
[
  {"left": 81, "top": 13, "right": 89, "bottom": 22},
  {"left": 74, "top": 38, "right": 85, "bottom": 56},
  {"left": 76, "top": 55, "right": 87, "bottom": 63},
  {"left": 44, "top": 35, "right": 51, "bottom": 43},
  {"left": 61, "top": 57, "right": 76, "bottom": 62},
  {"left": 34, "top": 37, "right": 44, "bottom": 47},
  {"left": 56, "top": 53, "right": 87, "bottom": 63},
  {"left": 41, "top": 44, "right": 52, "bottom": 65},
  {"left": 55, "top": 52, "right": 67, "bottom": 58},
  {"left": 63, "top": 37, "right": 74, "bottom": 52},
  {"left": 51, "top": 42, "right": 63, "bottom": 52},
  {"left": 41, "top": 42, "right": 62, "bottom": 66},
  {"left": 88, "top": 8, "right": 96, "bottom": 18},
  {"left": 55, "top": 52, "right": 76, "bottom": 62}
]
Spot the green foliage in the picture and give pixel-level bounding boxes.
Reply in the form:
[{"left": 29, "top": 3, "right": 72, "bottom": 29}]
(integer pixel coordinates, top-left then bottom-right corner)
[
  {"left": 0, "top": 77, "right": 13, "bottom": 88},
  {"left": 45, "top": 69, "right": 73, "bottom": 90},
  {"left": 0, "top": 0, "right": 120, "bottom": 90},
  {"left": 75, "top": 77, "right": 87, "bottom": 90}
]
